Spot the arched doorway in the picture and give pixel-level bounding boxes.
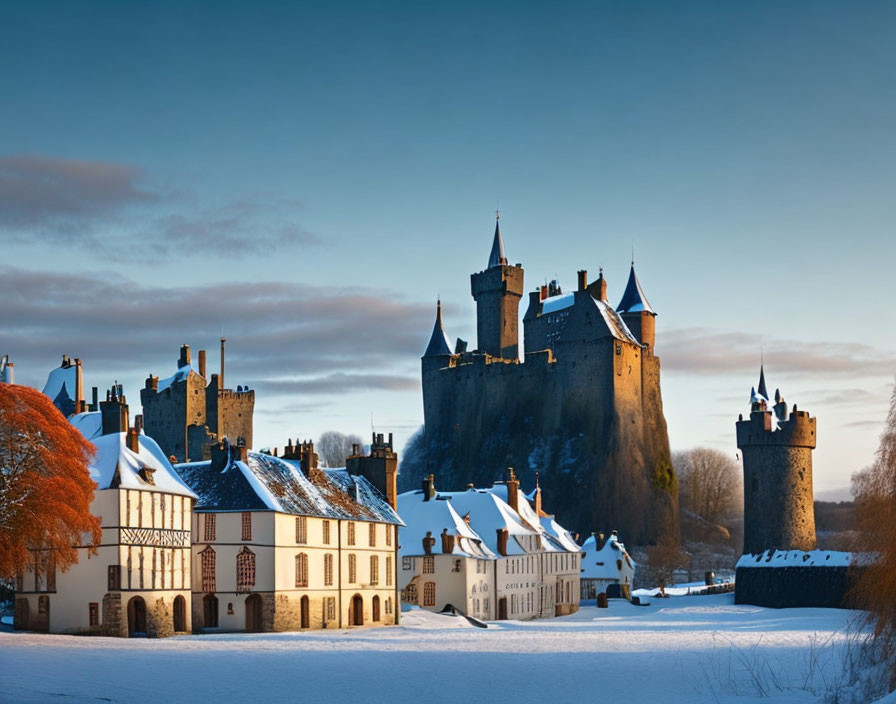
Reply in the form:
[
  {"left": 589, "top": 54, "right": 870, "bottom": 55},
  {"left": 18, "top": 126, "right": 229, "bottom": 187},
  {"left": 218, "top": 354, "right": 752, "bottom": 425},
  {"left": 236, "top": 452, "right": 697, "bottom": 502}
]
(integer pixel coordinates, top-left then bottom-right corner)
[
  {"left": 127, "top": 596, "right": 147, "bottom": 637},
  {"left": 350, "top": 594, "right": 364, "bottom": 626},
  {"left": 203, "top": 594, "right": 218, "bottom": 628},
  {"left": 300, "top": 595, "right": 310, "bottom": 629},
  {"left": 498, "top": 597, "right": 508, "bottom": 620},
  {"left": 245, "top": 594, "right": 263, "bottom": 632},
  {"left": 372, "top": 595, "right": 380, "bottom": 622},
  {"left": 173, "top": 595, "right": 187, "bottom": 632}
]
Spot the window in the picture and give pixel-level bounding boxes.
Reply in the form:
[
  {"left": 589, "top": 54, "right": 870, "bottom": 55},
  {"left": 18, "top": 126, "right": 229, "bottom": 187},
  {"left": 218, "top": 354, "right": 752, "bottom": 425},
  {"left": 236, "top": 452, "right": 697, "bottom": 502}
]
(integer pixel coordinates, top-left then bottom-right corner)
[
  {"left": 295, "top": 516, "right": 307, "bottom": 544},
  {"left": 347, "top": 522, "right": 356, "bottom": 546},
  {"left": 405, "top": 583, "right": 418, "bottom": 603},
  {"left": 402, "top": 556, "right": 412, "bottom": 571},
  {"left": 323, "top": 520, "right": 331, "bottom": 545},
  {"left": 324, "top": 554, "right": 334, "bottom": 586},
  {"left": 39, "top": 595, "right": 49, "bottom": 614},
  {"left": 423, "top": 582, "right": 436, "bottom": 606},
  {"left": 108, "top": 565, "right": 121, "bottom": 591},
  {"left": 483, "top": 597, "right": 489, "bottom": 614},
  {"left": 46, "top": 553, "right": 56, "bottom": 591},
  {"left": 385, "top": 597, "right": 392, "bottom": 615},
  {"left": 370, "top": 555, "right": 379, "bottom": 585},
  {"left": 386, "top": 556, "right": 392, "bottom": 586},
  {"left": 452, "top": 559, "right": 461, "bottom": 573},
  {"left": 422, "top": 556, "right": 434, "bottom": 574},
  {"left": 369, "top": 523, "right": 376, "bottom": 547},
  {"left": 386, "top": 525, "right": 392, "bottom": 546},
  {"left": 89, "top": 602, "right": 99, "bottom": 627},
  {"left": 200, "top": 547, "right": 216, "bottom": 592},
  {"left": 348, "top": 553, "right": 357, "bottom": 583},
  {"left": 326, "top": 597, "right": 336, "bottom": 622},
  {"left": 236, "top": 547, "right": 255, "bottom": 593},
  {"left": 296, "top": 553, "right": 308, "bottom": 588},
  {"left": 241, "top": 512, "right": 252, "bottom": 541}
]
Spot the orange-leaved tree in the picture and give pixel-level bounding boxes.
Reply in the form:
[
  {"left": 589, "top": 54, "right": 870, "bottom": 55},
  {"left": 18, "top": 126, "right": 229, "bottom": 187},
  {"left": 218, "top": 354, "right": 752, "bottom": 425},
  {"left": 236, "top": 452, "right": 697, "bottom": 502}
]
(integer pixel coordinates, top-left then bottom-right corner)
[{"left": 0, "top": 383, "right": 100, "bottom": 580}]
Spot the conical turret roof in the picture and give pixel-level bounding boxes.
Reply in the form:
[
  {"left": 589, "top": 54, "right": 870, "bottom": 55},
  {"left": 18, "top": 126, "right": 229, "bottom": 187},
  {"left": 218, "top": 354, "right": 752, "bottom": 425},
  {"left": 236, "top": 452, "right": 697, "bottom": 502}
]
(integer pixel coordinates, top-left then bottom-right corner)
[
  {"left": 487, "top": 216, "right": 507, "bottom": 268},
  {"left": 423, "top": 300, "right": 453, "bottom": 357},
  {"left": 616, "top": 264, "right": 655, "bottom": 315},
  {"left": 757, "top": 365, "right": 769, "bottom": 401}
]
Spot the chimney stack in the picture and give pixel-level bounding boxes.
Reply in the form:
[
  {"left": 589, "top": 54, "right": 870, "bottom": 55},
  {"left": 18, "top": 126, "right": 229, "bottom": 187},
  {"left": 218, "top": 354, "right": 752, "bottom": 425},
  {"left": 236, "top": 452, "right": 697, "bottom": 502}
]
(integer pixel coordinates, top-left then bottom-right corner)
[
  {"left": 198, "top": 350, "right": 207, "bottom": 379},
  {"left": 178, "top": 344, "right": 191, "bottom": 369},
  {"left": 505, "top": 467, "right": 519, "bottom": 513},
  {"left": 100, "top": 383, "right": 129, "bottom": 436},
  {"left": 127, "top": 426, "right": 140, "bottom": 453},
  {"left": 496, "top": 528, "right": 509, "bottom": 556},
  {"left": 577, "top": 270, "right": 588, "bottom": 291},
  {"left": 73, "top": 358, "right": 85, "bottom": 413},
  {"left": 422, "top": 474, "right": 435, "bottom": 501},
  {"left": 422, "top": 531, "right": 435, "bottom": 555},
  {"left": 592, "top": 269, "right": 608, "bottom": 302},
  {"left": 220, "top": 337, "right": 226, "bottom": 390},
  {"left": 441, "top": 529, "right": 455, "bottom": 554},
  {"left": 90, "top": 386, "right": 99, "bottom": 412}
]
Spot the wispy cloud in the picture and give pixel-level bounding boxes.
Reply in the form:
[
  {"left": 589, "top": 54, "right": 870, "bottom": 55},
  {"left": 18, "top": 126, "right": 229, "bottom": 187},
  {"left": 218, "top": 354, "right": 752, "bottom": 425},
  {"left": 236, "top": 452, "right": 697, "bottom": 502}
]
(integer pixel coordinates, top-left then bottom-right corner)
[
  {"left": 1, "top": 266, "right": 430, "bottom": 397},
  {"left": 662, "top": 327, "right": 896, "bottom": 378},
  {"left": 0, "top": 154, "right": 322, "bottom": 257}
]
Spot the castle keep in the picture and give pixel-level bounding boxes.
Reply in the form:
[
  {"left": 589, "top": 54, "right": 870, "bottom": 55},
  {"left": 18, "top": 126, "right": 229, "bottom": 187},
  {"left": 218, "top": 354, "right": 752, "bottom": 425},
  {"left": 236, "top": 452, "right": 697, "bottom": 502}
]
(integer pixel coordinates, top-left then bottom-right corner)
[
  {"left": 140, "top": 341, "right": 254, "bottom": 462},
  {"left": 408, "top": 217, "right": 677, "bottom": 544}
]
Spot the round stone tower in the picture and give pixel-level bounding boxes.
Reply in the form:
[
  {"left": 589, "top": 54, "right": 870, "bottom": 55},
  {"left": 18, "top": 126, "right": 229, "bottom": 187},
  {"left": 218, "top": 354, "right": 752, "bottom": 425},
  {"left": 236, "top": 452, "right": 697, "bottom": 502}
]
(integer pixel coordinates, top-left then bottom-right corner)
[{"left": 736, "top": 374, "right": 817, "bottom": 555}]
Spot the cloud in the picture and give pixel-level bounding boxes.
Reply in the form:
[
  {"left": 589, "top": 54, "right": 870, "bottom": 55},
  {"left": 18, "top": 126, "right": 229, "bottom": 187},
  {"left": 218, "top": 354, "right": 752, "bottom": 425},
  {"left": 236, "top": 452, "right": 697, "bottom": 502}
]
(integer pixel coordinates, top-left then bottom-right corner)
[
  {"left": 842, "top": 419, "right": 884, "bottom": 430},
  {"left": 1, "top": 266, "right": 431, "bottom": 398},
  {"left": 662, "top": 327, "right": 896, "bottom": 379},
  {"left": 0, "top": 154, "right": 321, "bottom": 256},
  {"left": 0, "top": 154, "right": 157, "bottom": 235}
]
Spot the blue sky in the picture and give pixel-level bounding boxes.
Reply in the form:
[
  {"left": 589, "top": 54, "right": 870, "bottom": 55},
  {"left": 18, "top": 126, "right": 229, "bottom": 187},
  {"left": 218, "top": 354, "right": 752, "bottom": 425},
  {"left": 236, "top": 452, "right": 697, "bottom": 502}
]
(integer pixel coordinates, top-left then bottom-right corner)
[{"left": 3, "top": 1, "right": 896, "bottom": 498}]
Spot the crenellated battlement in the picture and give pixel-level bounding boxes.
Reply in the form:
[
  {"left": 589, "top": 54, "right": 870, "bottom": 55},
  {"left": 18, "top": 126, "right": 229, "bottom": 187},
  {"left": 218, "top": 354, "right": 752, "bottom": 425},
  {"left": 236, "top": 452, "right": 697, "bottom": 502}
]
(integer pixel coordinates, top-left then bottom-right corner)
[{"left": 736, "top": 408, "right": 817, "bottom": 449}]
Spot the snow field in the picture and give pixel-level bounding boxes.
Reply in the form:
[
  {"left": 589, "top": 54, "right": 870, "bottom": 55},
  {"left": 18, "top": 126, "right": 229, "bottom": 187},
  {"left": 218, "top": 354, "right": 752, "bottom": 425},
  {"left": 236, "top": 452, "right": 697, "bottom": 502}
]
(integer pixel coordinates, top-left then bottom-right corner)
[{"left": 0, "top": 594, "right": 865, "bottom": 703}]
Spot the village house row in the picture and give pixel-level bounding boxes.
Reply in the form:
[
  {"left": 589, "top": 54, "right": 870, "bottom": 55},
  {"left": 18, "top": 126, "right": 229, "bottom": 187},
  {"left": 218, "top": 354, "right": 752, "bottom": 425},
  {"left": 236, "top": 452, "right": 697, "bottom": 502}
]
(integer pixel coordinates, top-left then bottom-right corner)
[{"left": 6, "top": 351, "right": 634, "bottom": 636}]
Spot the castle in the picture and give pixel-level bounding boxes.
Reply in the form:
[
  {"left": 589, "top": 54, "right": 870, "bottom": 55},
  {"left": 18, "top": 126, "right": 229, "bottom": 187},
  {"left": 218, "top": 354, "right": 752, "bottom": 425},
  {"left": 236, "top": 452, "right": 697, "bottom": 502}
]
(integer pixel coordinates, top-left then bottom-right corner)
[
  {"left": 140, "top": 341, "right": 255, "bottom": 463},
  {"left": 406, "top": 217, "right": 677, "bottom": 544}
]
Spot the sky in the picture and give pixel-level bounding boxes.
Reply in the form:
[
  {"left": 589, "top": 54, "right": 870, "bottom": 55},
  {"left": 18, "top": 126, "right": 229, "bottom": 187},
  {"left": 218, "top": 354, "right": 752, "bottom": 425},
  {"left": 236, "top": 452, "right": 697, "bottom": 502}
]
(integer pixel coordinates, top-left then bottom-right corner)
[{"left": 2, "top": 1, "right": 896, "bottom": 499}]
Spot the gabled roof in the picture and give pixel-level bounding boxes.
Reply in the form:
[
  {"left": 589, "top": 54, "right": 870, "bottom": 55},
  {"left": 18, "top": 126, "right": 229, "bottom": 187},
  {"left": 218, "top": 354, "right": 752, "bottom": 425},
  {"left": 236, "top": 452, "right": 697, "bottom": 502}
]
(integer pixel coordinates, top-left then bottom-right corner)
[
  {"left": 157, "top": 364, "right": 202, "bottom": 392},
  {"left": 423, "top": 300, "right": 453, "bottom": 357},
  {"left": 487, "top": 217, "right": 507, "bottom": 268},
  {"left": 580, "top": 532, "right": 635, "bottom": 580},
  {"left": 91, "top": 432, "right": 197, "bottom": 498},
  {"left": 397, "top": 492, "right": 495, "bottom": 559},
  {"left": 593, "top": 298, "right": 641, "bottom": 344},
  {"left": 175, "top": 452, "right": 403, "bottom": 524},
  {"left": 616, "top": 264, "right": 655, "bottom": 315}
]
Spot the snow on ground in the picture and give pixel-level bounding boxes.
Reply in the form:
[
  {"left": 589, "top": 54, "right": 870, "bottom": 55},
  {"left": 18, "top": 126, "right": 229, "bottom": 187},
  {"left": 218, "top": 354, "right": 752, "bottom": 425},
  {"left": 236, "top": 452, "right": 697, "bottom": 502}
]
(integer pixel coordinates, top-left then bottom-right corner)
[{"left": 0, "top": 594, "right": 866, "bottom": 703}]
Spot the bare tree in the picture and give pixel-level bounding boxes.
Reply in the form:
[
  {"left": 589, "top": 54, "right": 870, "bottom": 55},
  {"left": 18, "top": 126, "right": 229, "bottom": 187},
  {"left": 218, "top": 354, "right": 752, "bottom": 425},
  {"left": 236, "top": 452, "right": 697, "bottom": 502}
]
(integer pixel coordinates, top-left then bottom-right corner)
[
  {"left": 645, "top": 538, "right": 691, "bottom": 594},
  {"left": 851, "top": 383, "right": 896, "bottom": 690},
  {"left": 316, "top": 430, "right": 364, "bottom": 468},
  {"left": 674, "top": 447, "right": 742, "bottom": 525}
]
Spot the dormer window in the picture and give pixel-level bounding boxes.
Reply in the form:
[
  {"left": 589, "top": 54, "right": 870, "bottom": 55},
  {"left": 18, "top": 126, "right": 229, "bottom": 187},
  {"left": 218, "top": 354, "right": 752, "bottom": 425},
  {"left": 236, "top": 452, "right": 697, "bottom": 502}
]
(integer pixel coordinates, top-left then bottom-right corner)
[{"left": 137, "top": 466, "right": 156, "bottom": 486}]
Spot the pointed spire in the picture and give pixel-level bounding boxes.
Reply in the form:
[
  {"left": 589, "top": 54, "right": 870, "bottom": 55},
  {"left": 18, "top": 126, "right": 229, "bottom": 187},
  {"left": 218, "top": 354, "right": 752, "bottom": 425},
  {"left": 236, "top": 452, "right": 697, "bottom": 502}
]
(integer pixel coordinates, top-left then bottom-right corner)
[
  {"left": 757, "top": 365, "right": 769, "bottom": 401},
  {"left": 487, "top": 212, "right": 507, "bottom": 268},
  {"left": 423, "top": 299, "right": 453, "bottom": 357},
  {"left": 616, "top": 263, "right": 655, "bottom": 315}
]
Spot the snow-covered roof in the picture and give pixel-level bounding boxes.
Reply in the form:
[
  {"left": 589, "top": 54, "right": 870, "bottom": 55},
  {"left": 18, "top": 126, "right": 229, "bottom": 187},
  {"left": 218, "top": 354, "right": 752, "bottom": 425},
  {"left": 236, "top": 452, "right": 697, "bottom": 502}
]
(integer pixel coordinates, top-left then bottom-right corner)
[
  {"left": 736, "top": 549, "right": 852, "bottom": 569},
  {"left": 616, "top": 264, "right": 655, "bottom": 315},
  {"left": 580, "top": 532, "right": 635, "bottom": 580},
  {"left": 487, "top": 218, "right": 507, "bottom": 268},
  {"left": 91, "top": 432, "right": 197, "bottom": 498},
  {"left": 175, "top": 452, "right": 403, "bottom": 524},
  {"left": 594, "top": 298, "right": 640, "bottom": 344},
  {"left": 157, "top": 364, "right": 201, "bottom": 392},
  {"left": 397, "top": 492, "right": 495, "bottom": 559},
  {"left": 539, "top": 515, "right": 580, "bottom": 552},
  {"left": 70, "top": 411, "right": 102, "bottom": 441},
  {"left": 42, "top": 363, "right": 78, "bottom": 409},
  {"left": 541, "top": 291, "right": 575, "bottom": 315},
  {"left": 423, "top": 301, "right": 453, "bottom": 357}
]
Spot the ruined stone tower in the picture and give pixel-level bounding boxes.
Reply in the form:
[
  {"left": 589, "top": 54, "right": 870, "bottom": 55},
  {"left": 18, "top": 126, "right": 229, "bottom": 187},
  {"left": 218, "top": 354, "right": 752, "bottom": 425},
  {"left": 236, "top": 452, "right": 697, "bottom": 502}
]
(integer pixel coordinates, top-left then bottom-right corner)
[
  {"left": 736, "top": 369, "right": 817, "bottom": 554},
  {"left": 469, "top": 216, "right": 525, "bottom": 361},
  {"left": 408, "top": 218, "right": 677, "bottom": 544}
]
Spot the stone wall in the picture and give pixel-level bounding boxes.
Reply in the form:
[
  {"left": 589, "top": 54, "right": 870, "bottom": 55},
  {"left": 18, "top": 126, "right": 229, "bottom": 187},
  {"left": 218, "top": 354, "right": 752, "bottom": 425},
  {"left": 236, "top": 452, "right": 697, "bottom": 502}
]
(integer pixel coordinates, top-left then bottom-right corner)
[{"left": 735, "top": 565, "right": 857, "bottom": 609}]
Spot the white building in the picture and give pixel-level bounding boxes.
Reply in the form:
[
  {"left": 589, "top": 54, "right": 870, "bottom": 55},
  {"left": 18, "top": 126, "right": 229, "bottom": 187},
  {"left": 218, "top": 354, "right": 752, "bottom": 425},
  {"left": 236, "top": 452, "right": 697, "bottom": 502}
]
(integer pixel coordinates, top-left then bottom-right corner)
[
  {"left": 398, "top": 470, "right": 581, "bottom": 620},
  {"left": 579, "top": 531, "right": 635, "bottom": 600},
  {"left": 15, "top": 385, "right": 197, "bottom": 637},
  {"left": 175, "top": 437, "right": 403, "bottom": 632}
]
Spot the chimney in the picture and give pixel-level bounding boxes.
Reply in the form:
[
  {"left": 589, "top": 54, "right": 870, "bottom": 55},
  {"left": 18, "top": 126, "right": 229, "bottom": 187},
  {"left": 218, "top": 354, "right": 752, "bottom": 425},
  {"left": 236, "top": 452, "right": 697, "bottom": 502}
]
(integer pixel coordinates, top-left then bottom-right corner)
[
  {"left": 496, "top": 528, "right": 509, "bottom": 556},
  {"left": 299, "top": 441, "right": 319, "bottom": 476},
  {"left": 100, "top": 383, "right": 129, "bottom": 435},
  {"left": 134, "top": 414, "right": 144, "bottom": 434},
  {"left": 577, "top": 270, "right": 588, "bottom": 291},
  {"left": 126, "top": 426, "right": 140, "bottom": 453},
  {"left": 178, "top": 344, "right": 191, "bottom": 369},
  {"left": 422, "top": 531, "right": 435, "bottom": 555},
  {"left": 505, "top": 467, "right": 519, "bottom": 513},
  {"left": 145, "top": 375, "right": 159, "bottom": 391},
  {"left": 592, "top": 269, "right": 608, "bottom": 302},
  {"left": 540, "top": 284, "right": 548, "bottom": 301},
  {"left": 90, "top": 386, "right": 99, "bottom": 412},
  {"left": 198, "top": 350, "right": 207, "bottom": 379},
  {"left": 422, "top": 474, "right": 435, "bottom": 501},
  {"left": 210, "top": 440, "right": 231, "bottom": 471},
  {"left": 219, "top": 337, "right": 226, "bottom": 390},
  {"left": 441, "top": 529, "right": 455, "bottom": 554},
  {"left": 74, "top": 358, "right": 85, "bottom": 413},
  {"left": 595, "top": 532, "right": 606, "bottom": 550}
]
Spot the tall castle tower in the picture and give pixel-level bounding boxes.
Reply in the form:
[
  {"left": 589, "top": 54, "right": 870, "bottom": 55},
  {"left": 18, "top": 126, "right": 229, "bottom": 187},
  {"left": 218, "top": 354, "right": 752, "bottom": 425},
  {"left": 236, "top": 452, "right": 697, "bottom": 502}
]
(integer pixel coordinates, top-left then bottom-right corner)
[
  {"left": 469, "top": 215, "right": 524, "bottom": 360},
  {"left": 736, "top": 368, "right": 817, "bottom": 554}
]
